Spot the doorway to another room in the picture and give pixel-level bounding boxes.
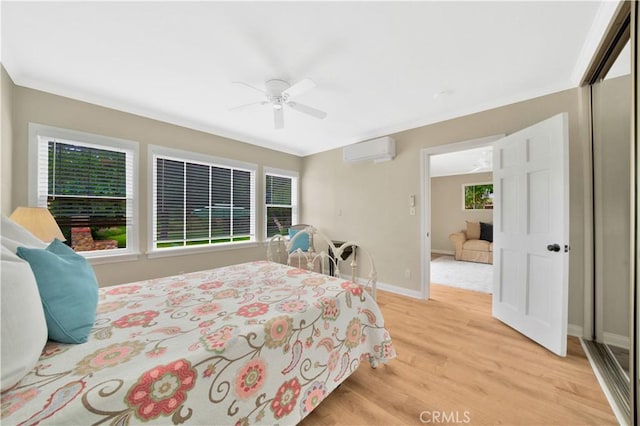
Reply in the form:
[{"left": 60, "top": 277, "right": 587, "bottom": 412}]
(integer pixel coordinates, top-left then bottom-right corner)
[
  {"left": 429, "top": 148, "right": 494, "bottom": 294},
  {"left": 422, "top": 112, "right": 572, "bottom": 358}
]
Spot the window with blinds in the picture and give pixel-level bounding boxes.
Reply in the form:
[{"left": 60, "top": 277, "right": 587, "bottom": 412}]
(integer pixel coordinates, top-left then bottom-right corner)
[
  {"left": 31, "top": 125, "right": 137, "bottom": 256},
  {"left": 265, "top": 168, "right": 298, "bottom": 238},
  {"left": 152, "top": 151, "right": 256, "bottom": 250}
]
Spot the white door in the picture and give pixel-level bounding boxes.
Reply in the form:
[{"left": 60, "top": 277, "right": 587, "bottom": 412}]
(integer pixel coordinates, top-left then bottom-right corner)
[{"left": 492, "top": 113, "right": 569, "bottom": 356}]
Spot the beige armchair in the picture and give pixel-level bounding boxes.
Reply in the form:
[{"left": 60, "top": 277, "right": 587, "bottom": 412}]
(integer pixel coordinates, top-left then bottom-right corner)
[{"left": 449, "top": 228, "right": 493, "bottom": 264}]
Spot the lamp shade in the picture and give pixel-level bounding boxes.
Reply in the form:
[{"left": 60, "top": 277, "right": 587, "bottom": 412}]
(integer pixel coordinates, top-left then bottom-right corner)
[{"left": 9, "top": 207, "right": 66, "bottom": 242}]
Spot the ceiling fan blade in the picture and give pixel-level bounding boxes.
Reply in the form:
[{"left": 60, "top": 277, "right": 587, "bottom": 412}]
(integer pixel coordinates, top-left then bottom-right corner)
[
  {"left": 274, "top": 107, "right": 284, "bottom": 129},
  {"left": 287, "top": 101, "right": 327, "bottom": 119},
  {"left": 231, "top": 81, "right": 266, "bottom": 94},
  {"left": 282, "top": 78, "right": 316, "bottom": 99},
  {"left": 228, "top": 101, "right": 267, "bottom": 111}
]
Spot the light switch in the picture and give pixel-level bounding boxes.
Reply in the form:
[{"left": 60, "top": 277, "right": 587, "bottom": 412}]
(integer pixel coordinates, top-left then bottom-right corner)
[
  {"left": 409, "top": 195, "right": 416, "bottom": 207},
  {"left": 409, "top": 207, "right": 416, "bottom": 216}
]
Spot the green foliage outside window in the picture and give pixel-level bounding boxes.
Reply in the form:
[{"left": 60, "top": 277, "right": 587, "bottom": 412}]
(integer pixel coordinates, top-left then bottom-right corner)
[
  {"left": 266, "top": 175, "right": 294, "bottom": 238},
  {"left": 47, "top": 141, "right": 128, "bottom": 249},
  {"left": 464, "top": 184, "right": 493, "bottom": 210}
]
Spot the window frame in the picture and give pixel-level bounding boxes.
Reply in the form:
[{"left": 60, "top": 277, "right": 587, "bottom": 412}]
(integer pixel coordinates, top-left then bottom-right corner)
[
  {"left": 264, "top": 167, "right": 299, "bottom": 240},
  {"left": 147, "top": 145, "right": 258, "bottom": 258},
  {"left": 28, "top": 123, "right": 140, "bottom": 264},
  {"left": 462, "top": 181, "right": 494, "bottom": 211}
]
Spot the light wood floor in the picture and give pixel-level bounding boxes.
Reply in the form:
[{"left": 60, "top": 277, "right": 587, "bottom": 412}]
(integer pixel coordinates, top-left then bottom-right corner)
[{"left": 302, "top": 285, "right": 616, "bottom": 425}]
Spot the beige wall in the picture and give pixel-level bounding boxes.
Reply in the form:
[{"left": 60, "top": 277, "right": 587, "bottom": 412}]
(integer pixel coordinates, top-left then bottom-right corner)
[
  {"left": 593, "top": 74, "right": 631, "bottom": 341},
  {"left": 302, "top": 87, "right": 590, "bottom": 326},
  {"left": 431, "top": 172, "right": 493, "bottom": 252},
  {"left": 4, "top": 74, "right": 592, "bottom": 326},
  {"left": 9, "top": 85, "right": 302, "bottom": 286},
  {"left": 1, "top": 66, "right": 14, "bottom": 215}
]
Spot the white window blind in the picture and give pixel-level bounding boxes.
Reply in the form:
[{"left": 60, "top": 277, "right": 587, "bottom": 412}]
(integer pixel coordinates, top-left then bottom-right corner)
[
  {"left": 153, "top": 153, "right": 256, "bottom": 249},
  {"left": 33, "top": 129, "right": 136, "bottom": 255},
  {"left": 265, "top": 168, "right": 298, "bottom": 238}
]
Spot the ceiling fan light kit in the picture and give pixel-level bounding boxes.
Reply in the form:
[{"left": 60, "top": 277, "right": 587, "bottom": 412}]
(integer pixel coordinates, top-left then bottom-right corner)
[{"left": 230, "top": 78, "right": 327, "bottom": 129}]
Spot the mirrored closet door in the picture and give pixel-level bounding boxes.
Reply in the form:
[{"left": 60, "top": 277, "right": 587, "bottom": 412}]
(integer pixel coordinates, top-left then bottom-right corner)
[{"left": 586, "top": 4, "right": 632, "bottom": 421}]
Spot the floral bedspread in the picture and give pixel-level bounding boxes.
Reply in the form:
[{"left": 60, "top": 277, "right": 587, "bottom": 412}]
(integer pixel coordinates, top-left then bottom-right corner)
[{"left": 1, "top": 261, "right": 395, "bottom": 425}]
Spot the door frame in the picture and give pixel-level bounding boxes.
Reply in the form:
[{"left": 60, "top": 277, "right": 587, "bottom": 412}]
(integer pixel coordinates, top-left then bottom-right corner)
[{"left": 420, "top": 134, "right": 504, "bottom": 300}]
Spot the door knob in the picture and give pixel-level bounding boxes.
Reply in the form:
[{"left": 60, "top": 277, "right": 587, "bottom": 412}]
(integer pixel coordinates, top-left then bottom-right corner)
[{"left": 547, "top": 244, "right": 561, "bottom": 252}]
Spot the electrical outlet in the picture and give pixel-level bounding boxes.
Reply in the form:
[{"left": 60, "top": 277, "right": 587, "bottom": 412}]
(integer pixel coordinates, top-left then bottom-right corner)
[
  {"left": 409, "top": 207, "right": 416, "bottom": 216},
  {"left": 404, "top": 269, "right": 411, "bottom": 279}
]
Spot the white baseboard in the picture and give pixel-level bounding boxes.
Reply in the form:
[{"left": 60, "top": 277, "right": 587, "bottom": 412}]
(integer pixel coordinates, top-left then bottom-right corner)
[
  {"left": 564, "top": 326, "right": 627, "bottom": 347},
  {"left": 602, "top": 332, "right": 630, "bottom": 349},
  {"left": 432, "top": 249, "right": 454, "bottom": 255},
  {"left": 337, "top": 273, "right": 424, "bottom": 300},
  {"left": 567, "top": 323, "right": 583, "bottom": 338},
  {"left": 376, "top": 281, "right": 423, "bottom": 299}
]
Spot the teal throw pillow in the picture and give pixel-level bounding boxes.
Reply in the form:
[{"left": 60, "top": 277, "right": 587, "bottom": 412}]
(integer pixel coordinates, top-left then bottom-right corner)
[
  {"left": 17, "top": 239, "right": 98, "bottom": 344},
  {"left": 288, "top": 228, "right": 310, "bottom": 253}
]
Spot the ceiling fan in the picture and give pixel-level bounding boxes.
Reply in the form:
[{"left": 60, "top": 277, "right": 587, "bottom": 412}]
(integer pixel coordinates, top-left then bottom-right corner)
[
  {"left": 469, "top": 158, "right": 490, "bottom": 173},
  {"left": 230, "top": 78, "right": 327, "bottom": 129},
  {"left": 469, "top": 150, "right": 492, "bottom": 173}
]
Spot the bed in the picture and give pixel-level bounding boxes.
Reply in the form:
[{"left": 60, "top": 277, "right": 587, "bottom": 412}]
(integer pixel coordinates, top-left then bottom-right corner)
[{"left": 1, "top": 224, "right": 395, "bottom": 425}]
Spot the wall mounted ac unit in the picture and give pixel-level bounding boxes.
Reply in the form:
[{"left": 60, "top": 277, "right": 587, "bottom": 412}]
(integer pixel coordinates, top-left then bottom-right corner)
[{"left": 343, "top": 136, "right": 396, "bottom": 163}]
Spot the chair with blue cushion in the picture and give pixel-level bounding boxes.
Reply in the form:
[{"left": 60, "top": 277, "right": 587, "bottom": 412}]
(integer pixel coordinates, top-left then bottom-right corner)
[
  {"left": 268, "top": 224, "right": 322, "bottom": 273},
  {"left": 286, "top": 224, "right": 321, "bottom": 272},
  {"left": 288, "top": 224, "right": 314, "bottom": 252},
  {"left": 266, "top": 225, "right": 378, "bottom": 299}
]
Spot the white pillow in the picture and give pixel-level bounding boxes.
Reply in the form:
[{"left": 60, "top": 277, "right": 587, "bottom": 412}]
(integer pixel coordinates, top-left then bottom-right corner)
[
  {"left": 0, "top": 245, "right": 48, "bottom": 391},
  {"left": 1, "top": 236, "right": 35, "bottom": 254},
  {"left": 0, "top": 215, "right": 47, "bottom": 251}
]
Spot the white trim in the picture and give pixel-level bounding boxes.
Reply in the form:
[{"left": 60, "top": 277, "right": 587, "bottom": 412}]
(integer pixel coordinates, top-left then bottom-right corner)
[
  {"left": 567, "top": 323, "right": 584, "bottom": 337},
  {"left": 28, "top": 123, "right": 141, "bottom": 206},
  {"left": 579, "top": 338, "right": 629, "bottom": 426},
  {"left": 87, "top": 252, "right": 140, "bottom": 265},
  {"left": 27, "top": 122, "right": 140, "bottom": 259},
  {"left": 263, "top": 167, "right": 299, "bottom": 240},
  {"left": 421, "top": 134, "right": 505, "bottom": 156},
  {"left": 263, "top": 167, "right": 299, "bottom": 180},
  {"left": 602, "top": 332, "right": 630, "bottom": 349},
  {"left": 420, "top": 146, "right": 430, "bottom": 300},
  {"left": 420, "top": 134, "right": 505, "bottom": 301},
  {"left": 570, "top": 1, "right": 622, "bottom": 86},
  {"left": 148, "top": 145, "right": 258, "bottom": 173},
  {"left": 376, "top": 281, "right": 423, "bottom": 300},
  {"left": 431, "top": 249, "right": 455, "bottom": 256},
  {"left": 146, "top": 241, "right": 259, "bottom": 259}
]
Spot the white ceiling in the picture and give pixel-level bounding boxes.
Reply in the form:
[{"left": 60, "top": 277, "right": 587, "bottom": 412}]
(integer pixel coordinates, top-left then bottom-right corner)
[
  {"left": 1, "top": 1, "right": 615, "bottom": 157},
  {"left": 430, "top": 146, "right": 493, "bottom": 178}
]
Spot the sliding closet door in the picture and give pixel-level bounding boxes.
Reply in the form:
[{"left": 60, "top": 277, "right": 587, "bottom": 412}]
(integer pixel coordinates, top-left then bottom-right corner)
[
  {"left": 592, "top": 49, "right": 632, "bottom": 368},
  {"left": 580, "top": 2, "right": 637, "bottom": 423},
  {"left": 589, "top": 33, "right": 633, "bottom": 421}
]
